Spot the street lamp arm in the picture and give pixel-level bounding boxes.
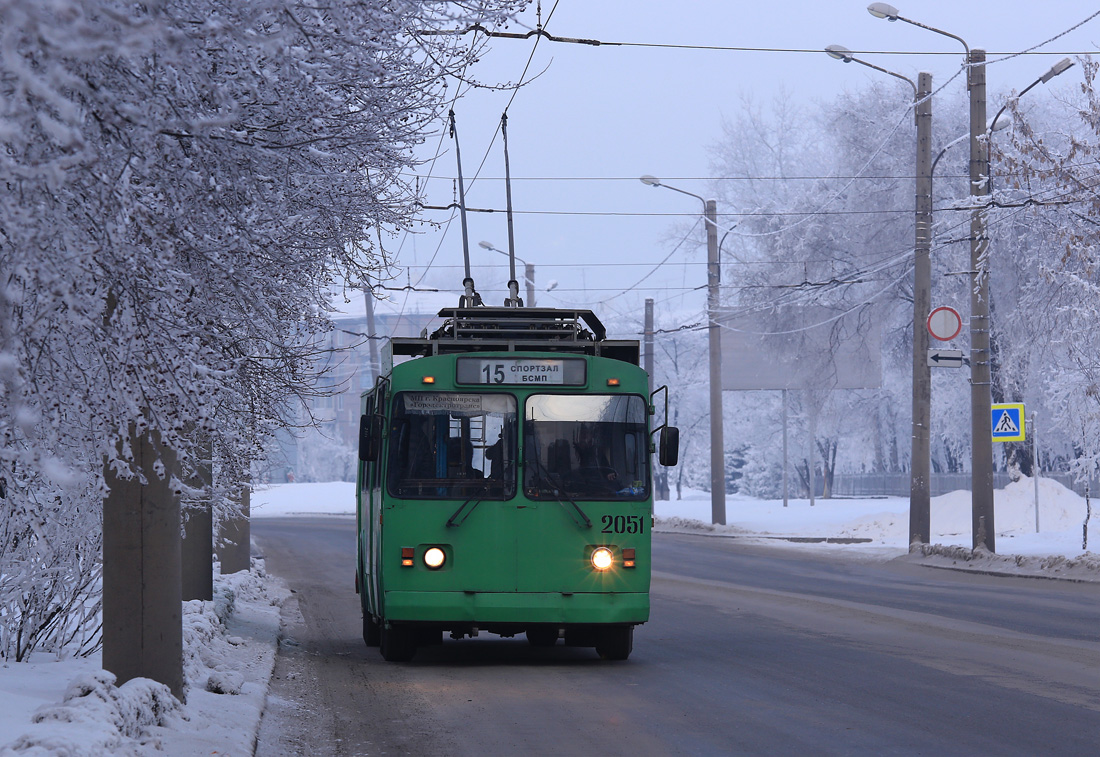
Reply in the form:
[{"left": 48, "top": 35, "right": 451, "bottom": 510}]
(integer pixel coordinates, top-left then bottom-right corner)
[
  {"left": 901, "top": 16, "right": 969, "bottom": 56},
  {"left": 825, "top": 46, "right": 916, "bottom": 94},
  {"left": 639, "top": 175, "right": 706, "bottom": 209},
  {"left": 868, "top": 4, "right": 970, "bottom": 56},
  {"left": 479, "top": 239, "right": 528, "bottom": 267},
  {"left": 931, "top": 133, "right": 969, "bottom": 176},
  {"left": 988, "top": 58, "right": 1075, "bottom": 142}
]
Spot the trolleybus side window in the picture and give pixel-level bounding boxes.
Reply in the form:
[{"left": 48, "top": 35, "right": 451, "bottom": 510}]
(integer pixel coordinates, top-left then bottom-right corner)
[
  {"left": 387, "top": 392, "right": 516, "bottom": 499},
  {"left": 523, "top": 394, "right": 649, "bottom": 501}
]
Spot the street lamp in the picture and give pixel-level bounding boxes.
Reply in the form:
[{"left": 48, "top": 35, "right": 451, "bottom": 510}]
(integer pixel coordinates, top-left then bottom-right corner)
[
  {"left": 826, "top": 44, "right": 934, "bottom": 547},
  {"left": 478, "top": 240, "right": 536, "bottom": 307},
  {"left": 639, "top": 175, "right": 726, "bottom": 525},
  {"left": 987, "top": 58, "right": 1074, "bottom": 197},
  {"left": 869, "top": 3, "right": 998, "bottom": 553}
]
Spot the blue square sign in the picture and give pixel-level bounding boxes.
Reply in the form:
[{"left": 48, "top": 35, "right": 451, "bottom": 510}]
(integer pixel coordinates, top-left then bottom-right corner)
[{"left": 991, "top": 403, "right": 1025, "bottom": 442}]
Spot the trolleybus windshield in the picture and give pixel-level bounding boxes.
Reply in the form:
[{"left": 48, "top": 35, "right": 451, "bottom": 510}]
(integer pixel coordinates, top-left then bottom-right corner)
[
  {"left": 388, "top": 392, "right": 516, "bottom": 499},
  {"left": 524, "top": 394, "right": 649, "bottom": 501}
]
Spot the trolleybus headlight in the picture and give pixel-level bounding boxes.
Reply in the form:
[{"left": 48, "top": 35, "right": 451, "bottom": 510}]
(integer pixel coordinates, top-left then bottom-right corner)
[
  {"left": 424, "top": 547, "right": 446, "bottom": 570},
  {"left": 591, "top": 547, "right": 614, "bottom": 571}
]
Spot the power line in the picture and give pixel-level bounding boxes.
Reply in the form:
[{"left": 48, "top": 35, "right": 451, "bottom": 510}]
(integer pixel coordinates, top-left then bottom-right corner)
[
  {"left": 418, "top": 202, "right": 1093, "bottom": 218},
  {"left": 419, "top": 24, "right": 1092, "bottom": 57},
  {"left": 412, "top": 172, "right": 973, "bottom": 182}
]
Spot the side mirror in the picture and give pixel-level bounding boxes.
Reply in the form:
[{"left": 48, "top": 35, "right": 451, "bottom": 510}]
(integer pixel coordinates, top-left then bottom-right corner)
[
  {"left": 659, "top": 426, "right": 679, "bottom": 467},
  {"left": 359, "top": 414, "right": 383, "bottom": 462}
]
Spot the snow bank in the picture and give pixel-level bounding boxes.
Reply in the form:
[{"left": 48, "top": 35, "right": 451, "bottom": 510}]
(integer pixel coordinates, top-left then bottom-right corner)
[
  {"left": 1, "top": 671, "right": 180, "bottom": 756},
  {"left": 911, "top": 543, "right": 1100, "bottom": 582},
  {"left": 0, "top": 560, "right": 289, "bottom": 756}
]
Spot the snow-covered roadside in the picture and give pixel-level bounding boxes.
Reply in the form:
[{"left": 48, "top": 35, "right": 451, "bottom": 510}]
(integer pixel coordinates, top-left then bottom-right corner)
[
  {"left": 654, "top": 476, "right": 1100, "bottom": 581},
  {"left": 1, "top": 476, "right": 1096, "bottom": 755},
  {"left": 0, "top": 562, "right": 289, "bottom": 756}
]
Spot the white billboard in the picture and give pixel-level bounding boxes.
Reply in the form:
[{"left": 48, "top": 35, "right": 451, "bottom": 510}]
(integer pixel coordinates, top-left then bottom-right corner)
[{"left": 718, "top": 305, "right": 882, "bottom": 391}]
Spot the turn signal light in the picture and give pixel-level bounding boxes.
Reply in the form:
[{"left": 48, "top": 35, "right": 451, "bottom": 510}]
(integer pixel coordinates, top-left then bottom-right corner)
[
  {"left": 622, "top": 548, "right": 636, "bottom": 568},
  {"left": 422, "top": 376, "right": 436, "bottom": 384},
  {"left": 606, "top": 378, "right": 620, "bottom": 386},
  {"left": 401, "top": 547, "right": 415, "bottom": 567}
]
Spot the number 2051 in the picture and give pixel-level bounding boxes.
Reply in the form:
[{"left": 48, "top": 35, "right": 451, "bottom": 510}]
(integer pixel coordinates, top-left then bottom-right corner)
[{"left": 601, "top": 515, "right": 645, "bottom": 534}]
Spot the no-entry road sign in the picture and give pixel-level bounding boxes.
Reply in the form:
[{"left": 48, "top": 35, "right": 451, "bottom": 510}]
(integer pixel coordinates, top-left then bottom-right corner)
[{"left": 927, "top": 306, "right": 963, "bottom": 341}]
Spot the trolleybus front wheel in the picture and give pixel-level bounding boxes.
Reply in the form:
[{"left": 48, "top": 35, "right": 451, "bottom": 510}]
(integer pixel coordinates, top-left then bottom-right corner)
[
  {"left": 380, "top": 622, "right": 417, "bottom": 662},
  {"left": 595, "top": 625, "right": 633, "bottom": 661}
]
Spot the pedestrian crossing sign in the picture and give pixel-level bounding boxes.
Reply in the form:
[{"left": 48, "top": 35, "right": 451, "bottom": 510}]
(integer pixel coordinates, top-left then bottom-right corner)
[{"left": 991, "top": 403, "right": 1025, "bottom": 442}]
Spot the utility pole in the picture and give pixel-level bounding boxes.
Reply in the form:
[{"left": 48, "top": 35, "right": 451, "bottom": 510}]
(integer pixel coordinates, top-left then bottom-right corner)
[
  {"left": 782, "top": 389, "right": 789, "bottom": 508},
  {"left": 639, "top": 176, "right": 725, "bottom": 524},
  {"left": 824, "top": 45, "right": 931, "bottom": 540},
  {"left": 911, "top": 71, "right": 933, "bottom": 546},
  {"left": 705, "top": 199, "right": 726, "bottom": 524},
  {"left": 364, "top": 283, "right": 380, "bottom": 385},
  {"left": 969, "top": 49, "right": 995, "bottom": 553},
  {"left": 865, "top": 6, "right": 994, "bottom": 551},
  {"left": 644, "top": 298, "right": 654, "bottom": 394},
  {"left": 644, "top": 299, "right": 669, "bottom": 500}
]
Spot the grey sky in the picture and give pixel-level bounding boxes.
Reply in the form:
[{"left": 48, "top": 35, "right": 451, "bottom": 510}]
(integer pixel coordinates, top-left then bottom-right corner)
[{"left": 374, "top": 2, "right": 1099, "bottom": 326}]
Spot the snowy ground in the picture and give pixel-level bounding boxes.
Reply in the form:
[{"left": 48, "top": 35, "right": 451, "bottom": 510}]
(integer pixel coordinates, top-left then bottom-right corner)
[{"left": 2, "top": 477, "right": 1097, "bottom": 754}]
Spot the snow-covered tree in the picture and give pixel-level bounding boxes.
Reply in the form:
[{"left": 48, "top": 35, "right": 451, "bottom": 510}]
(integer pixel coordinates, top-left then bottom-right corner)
[
  {"left": 708, "top": 83, "right": 919, "bottom": 493},
  {"left": 0, "top": 0, "right": 523, "bottom": 658},
  {"left": 1000, "top": 55, "right": 1100, "bottom": 485}
]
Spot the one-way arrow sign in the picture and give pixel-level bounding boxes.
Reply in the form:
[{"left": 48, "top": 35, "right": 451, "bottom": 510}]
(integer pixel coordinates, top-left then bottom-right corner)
[{"left": 928, "top": 348, "right": 967, "bottom": 367}]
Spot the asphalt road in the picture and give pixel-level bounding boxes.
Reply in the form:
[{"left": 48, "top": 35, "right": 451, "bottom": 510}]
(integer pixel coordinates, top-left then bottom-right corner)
[{"left": 253, "top": 517, "right": 1100, "bottom": 756}]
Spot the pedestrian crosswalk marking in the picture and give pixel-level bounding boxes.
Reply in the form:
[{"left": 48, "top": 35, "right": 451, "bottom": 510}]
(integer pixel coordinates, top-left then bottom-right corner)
[{"left": 993, "top": 410, "right": 1019, "bottom": 435}]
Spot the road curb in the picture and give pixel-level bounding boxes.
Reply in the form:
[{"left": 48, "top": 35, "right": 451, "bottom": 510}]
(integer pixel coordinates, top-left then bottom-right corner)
[
  {"left": 653, "top": 528, "right": 873, "bottom": 544},
  {"left": 914, "top": 559, "right": 1100, "bottom": 583}
]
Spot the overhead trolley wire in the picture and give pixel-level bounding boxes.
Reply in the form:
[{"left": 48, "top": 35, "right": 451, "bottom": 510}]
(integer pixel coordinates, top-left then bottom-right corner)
[{"left": 418, "top": 23, "right": 1095, "bottom": 57}]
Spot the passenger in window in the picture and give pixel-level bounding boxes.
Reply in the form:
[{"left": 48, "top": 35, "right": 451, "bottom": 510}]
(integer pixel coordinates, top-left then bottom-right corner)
[
  {"left": 572, "top": 426, "right": 619, "bottom": 493},
  {"left": 405, "top": 422, "right": 437, "bottom": 480},
  {"left": 485, "top": 437, "right": 504, "bottom": 479}
]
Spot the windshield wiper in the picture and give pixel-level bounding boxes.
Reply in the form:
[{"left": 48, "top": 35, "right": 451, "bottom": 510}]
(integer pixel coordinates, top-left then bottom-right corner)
[
  {"left": 528, "top": 454, "right": 591, "bottom": 529},
  {"left": 446, "top": 482, "right": 494, "bottom": 527},
  {"left": 552, "top": 475, "right": 592, "bottom": 529}
]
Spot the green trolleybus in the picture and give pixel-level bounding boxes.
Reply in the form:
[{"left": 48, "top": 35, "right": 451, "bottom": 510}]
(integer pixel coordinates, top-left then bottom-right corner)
[{"left": 355, "top": 306, "right": 678, "bottom": 661}]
